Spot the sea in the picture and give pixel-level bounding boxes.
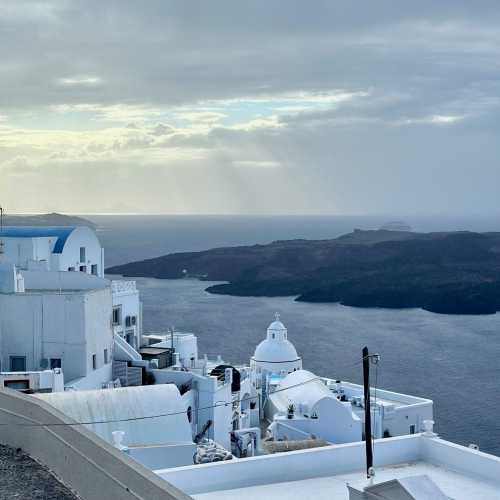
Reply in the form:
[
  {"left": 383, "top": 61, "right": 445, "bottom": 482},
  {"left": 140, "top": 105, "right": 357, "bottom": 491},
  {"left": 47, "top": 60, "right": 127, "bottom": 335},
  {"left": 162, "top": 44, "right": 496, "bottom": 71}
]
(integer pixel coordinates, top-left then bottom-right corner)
[{"left": 86, "top": 214, "right": 500, "bottom": 456}]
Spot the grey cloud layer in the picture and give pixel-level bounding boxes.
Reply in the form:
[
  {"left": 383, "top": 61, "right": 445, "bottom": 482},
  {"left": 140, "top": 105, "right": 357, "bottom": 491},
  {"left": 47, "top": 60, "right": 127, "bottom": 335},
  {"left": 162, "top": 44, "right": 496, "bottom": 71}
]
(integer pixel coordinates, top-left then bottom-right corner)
[{"left": 1, "top": 0, "right": 499, "bottom": 214}]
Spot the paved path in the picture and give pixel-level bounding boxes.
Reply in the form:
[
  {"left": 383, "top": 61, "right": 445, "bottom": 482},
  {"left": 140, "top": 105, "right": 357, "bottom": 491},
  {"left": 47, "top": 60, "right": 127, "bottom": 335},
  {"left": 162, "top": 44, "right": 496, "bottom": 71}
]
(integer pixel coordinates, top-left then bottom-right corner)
[{"left": 0, "top": 445, "right": 78, "bottom": 499}]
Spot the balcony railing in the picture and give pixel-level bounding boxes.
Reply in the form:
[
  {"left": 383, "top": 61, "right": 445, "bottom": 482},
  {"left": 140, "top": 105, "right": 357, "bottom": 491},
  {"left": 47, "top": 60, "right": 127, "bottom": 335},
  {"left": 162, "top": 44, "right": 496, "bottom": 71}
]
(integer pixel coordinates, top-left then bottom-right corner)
[{"left": 111, "top": 280, "right": 137, "bottom": 293}]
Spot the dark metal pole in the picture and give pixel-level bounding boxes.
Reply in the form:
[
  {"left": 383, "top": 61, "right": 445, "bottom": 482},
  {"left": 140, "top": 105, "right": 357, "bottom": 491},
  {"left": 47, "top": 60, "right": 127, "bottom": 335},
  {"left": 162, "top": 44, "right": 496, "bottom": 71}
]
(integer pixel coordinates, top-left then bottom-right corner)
[{"left": 363, "top": 346, "right": 373, "bottom": 478}]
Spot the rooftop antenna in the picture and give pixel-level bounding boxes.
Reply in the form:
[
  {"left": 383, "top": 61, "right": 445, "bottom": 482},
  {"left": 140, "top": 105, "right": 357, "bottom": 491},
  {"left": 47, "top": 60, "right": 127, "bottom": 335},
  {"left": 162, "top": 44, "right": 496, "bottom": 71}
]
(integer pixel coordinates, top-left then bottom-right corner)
[
  {"left": 0, "top": 206, "right": 4, "bottom": 255},
  {"left": 362, "top": 346, "right": 374, "bottom": 482}
]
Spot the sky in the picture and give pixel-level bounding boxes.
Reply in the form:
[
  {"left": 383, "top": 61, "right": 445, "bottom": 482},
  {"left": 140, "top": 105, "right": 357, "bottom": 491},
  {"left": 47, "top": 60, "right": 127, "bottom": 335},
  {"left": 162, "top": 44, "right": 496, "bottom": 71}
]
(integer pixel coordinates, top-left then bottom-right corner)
[{"left": 1, "top": 1, "right": 499, "bottom": 215}]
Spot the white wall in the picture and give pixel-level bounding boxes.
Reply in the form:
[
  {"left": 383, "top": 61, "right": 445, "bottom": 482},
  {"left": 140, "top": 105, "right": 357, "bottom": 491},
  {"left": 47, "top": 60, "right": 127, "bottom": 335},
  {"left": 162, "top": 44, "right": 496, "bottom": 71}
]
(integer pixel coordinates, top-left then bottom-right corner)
[
  {"left": 1, "top": 226, "right": 103, "bottom": 276},
  {"left": 153, "top": 334, "right": 198, "bottom": 367},
  {"left": 111, "top": 281, "right": 142, "bottom": 349},
  {"left": 67, "top": 364, "right": 113, "bottom": 391},
  {"left": 0, "top": 369, "right": 64, "bottom": 392},
  {"left": 0, "top": 388, "right": 191, "bottom": 500},
  {"left": 157, "top": 435, "right": 423, "bottom": 495},
  {"left": 0, "top": 287, "right": 113, "bottom": 386},
  {"left": 159, "top": 434, "right": 500, "bottom": 497},
  {"left": 22, "top": 270, "right": 108, "bottom": 291},
  {"left": 129, "top": 443, "right": 197, "bottom": 470},
  {"left": 151, "top": 369, "right": 233, "bottom": 450},
  {"left": 38, "top": 385, "right": 193, "bottom": 448},
  {"left": 1, "top": 237, "right": 52, "bottom": 269},
  {"left": 56, "top": 226, "right": 103, "bottom": 277}
]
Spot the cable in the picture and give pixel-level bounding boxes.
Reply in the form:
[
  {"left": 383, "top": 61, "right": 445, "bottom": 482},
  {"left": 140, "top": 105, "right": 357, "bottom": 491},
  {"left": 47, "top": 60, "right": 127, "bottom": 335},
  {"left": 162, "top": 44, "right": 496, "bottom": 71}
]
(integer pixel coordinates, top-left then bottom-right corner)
[
  {"left": 0, "top": 374, "right": 324, "bottom": 428},
  {"left": 0, "top": 354, "right": 379, "bottom": 428}
]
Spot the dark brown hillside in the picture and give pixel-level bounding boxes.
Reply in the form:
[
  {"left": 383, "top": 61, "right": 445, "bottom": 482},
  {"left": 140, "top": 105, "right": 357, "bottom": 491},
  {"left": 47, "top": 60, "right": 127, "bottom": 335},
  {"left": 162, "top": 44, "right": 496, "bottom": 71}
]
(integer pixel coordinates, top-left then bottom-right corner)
[{"left": 106, "top": 230, "right": 500, "bottom": 315}]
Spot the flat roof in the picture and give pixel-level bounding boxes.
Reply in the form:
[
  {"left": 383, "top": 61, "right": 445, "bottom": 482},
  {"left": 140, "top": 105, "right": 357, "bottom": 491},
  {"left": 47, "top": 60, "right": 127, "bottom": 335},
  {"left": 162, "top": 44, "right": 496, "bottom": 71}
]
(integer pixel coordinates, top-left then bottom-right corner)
[
  {"left": 192, "top": 461, "right": 500, "bottom": 500},
  {"left": 140, "top": 347, "right": 173, "bottom": 355},
  {"left": 158, "top": 435, "right": 500, "bottom": 500}
]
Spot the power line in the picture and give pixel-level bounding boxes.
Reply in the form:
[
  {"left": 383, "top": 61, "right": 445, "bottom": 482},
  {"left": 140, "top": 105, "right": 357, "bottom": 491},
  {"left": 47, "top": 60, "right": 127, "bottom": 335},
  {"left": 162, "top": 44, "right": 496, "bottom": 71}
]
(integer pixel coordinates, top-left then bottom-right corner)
[
  {"left": 0, "top": 355, "right": 378, "bottom": 428},
  {"left": 0, "top": 374, "right": 321, "bottom": 428}
]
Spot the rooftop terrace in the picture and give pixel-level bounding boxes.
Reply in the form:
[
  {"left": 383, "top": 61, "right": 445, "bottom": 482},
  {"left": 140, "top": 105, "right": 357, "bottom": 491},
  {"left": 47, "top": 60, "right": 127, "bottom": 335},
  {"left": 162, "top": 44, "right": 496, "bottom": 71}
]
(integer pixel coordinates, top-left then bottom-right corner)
[{"left": 158, "top": 433, "right": 500, "bottom": 499}]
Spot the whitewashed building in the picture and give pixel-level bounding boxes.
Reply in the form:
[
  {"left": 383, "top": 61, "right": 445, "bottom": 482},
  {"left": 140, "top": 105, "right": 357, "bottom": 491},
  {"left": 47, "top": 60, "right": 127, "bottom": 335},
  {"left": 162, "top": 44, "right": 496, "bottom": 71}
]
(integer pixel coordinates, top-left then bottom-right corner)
[
  {"left": 111, "top": 280, "right": 142, "bottom": 350},
  {"left": 38, "top": 384, "right": 197, "bottom": 470},
  {"left": 0, "top": 226, "right": 104, "bottom": 277},
  {"left": 0, "top": 224, "right": 143, "bottom": 391},
  {"left": 0, "top": 263, "right": 113, "bottom": 390}
]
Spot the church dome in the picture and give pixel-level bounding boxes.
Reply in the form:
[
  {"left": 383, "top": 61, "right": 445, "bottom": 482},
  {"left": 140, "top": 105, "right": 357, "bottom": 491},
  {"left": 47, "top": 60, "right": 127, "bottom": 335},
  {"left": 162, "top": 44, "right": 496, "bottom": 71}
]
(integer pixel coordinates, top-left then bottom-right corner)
[
  {"left": 253, "top": 338, "right": 299, "bottom": 363},
  {"left": 252, "top": 314, "right": 300, "bottom": 363}
]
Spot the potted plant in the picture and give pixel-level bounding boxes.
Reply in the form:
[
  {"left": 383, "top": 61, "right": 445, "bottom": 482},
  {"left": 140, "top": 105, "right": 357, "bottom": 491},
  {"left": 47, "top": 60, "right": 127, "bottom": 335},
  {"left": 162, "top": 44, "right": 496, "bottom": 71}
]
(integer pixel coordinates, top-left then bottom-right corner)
[{"left": 287, "top": 403, "right": 295, "bottom": 419}]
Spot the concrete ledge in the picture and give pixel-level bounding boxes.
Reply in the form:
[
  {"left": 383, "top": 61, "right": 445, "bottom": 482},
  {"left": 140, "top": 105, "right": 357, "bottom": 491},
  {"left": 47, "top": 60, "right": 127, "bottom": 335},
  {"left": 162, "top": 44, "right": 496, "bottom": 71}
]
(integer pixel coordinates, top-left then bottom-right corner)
[
  {"left": 0, "top": 389, "right": 191, "bottom": 500},
  {"left": 158, "top": 435, "right": 421, "bottom": 495}
]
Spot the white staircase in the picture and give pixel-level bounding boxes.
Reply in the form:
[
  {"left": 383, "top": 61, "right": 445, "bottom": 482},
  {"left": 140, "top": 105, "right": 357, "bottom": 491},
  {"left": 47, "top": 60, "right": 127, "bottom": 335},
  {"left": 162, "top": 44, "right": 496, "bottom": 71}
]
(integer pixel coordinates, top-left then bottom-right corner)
[{"left": 114, "top": 333, "right": 142, "bottom": 362}]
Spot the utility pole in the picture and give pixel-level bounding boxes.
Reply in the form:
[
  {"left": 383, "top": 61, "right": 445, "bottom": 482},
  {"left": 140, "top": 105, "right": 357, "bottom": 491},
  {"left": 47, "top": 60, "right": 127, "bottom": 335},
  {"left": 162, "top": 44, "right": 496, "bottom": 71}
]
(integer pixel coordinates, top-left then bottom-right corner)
[{"left": 362, "top": 346, "right": 374, "bottom": 481}]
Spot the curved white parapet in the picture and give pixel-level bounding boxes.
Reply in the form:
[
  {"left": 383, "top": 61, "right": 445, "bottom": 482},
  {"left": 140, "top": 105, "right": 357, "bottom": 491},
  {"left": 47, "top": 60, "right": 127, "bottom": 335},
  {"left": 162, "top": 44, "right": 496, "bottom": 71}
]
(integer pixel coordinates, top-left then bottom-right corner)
[{"left": 37, "top": 384, "right": 193, "bottom": 447}]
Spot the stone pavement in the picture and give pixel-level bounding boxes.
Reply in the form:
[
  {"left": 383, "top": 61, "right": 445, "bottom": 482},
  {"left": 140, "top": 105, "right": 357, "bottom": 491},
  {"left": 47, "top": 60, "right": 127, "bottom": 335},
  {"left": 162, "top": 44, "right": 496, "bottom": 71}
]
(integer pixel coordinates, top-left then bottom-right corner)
[{"left": 0, "top": 445, "right": 78, "bottom": 499}]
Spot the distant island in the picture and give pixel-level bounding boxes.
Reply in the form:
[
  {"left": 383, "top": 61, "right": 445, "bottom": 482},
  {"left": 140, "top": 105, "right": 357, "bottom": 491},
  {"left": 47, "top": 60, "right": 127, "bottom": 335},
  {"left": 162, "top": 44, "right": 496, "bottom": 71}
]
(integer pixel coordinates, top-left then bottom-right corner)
[
  {"left": 2, "top": 212, "right": 96, "bottom": 228},
  {"left": 106, "top": 229, "right": 500, "bottom": 315}
]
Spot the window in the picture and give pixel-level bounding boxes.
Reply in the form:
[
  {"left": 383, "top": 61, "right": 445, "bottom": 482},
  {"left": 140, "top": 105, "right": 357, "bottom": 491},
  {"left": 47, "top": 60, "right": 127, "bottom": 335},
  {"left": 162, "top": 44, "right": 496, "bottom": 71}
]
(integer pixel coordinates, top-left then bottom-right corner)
[
  {"left": 10, "top": 356, "right": 26, "bottom": 372},
  {"left": 79, "top": 265, "right": 87, "bottom": 273},
  {"left": 409, "top": 424, "right": 416, "bottom": 435},
  {"left": 79, "top": 247, "right": 86, "bottom": 263},
  {"left": 68, "top": 267, "right": 75, "bottom": 272},
  {"left": 4, "top": 380, "right": 29, "bottom": 390},
  {"left": 112, "top": 306, "right": 122, "bottom": 325},
  {"left": 50, "top": 358, "right": 62, "bottom": 369},
  {"left": 104, "top": 349, "right": 109, "bottom": 364},
  {"left": 126, "top": 330, "right": 135, "bottom": 347},
  {"left": 91, "top": 264, "right": 98, "bottom": 276},
  {"left": 92, "top": 354, "right": 97, "bottom": 370}
]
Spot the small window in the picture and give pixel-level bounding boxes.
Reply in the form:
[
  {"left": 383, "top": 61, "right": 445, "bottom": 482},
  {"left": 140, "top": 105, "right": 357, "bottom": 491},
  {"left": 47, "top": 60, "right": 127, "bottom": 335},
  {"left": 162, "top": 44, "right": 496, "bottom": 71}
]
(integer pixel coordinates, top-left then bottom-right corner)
[
  {"left": 68, "top": 267, "right": 75, "bottom": 272},
  {"left": 10, "top": 356, "right": 26, "bottom": 372},
  {"left": 91, "top": 264, "right": 98, "bottom": 276},
  {"left": 92, "top": 354, "right": 97, "bottom": 370},
  {"left": 4, "top": 380, "right": 29, "bottom": 390},
  {"left": 125, "top": 330, "right": 135, "bottom": 347},
  {"left": 80, "top": 247, "right": 86, "bottom": 263},
  {"left": 112, "top": 306, "right": 122, "bottom": 325},
  {"left": 410, "top": 424, "right": 416, "bottom": 435},
  {"left": 50, "top": 358, "right": 62, "bottom": 369},
  {"left": 79, "top": 265, "right": 87, "bottom": 273},
  {"left": 104, "top": 349, "right": 109, "bottom": 364}
]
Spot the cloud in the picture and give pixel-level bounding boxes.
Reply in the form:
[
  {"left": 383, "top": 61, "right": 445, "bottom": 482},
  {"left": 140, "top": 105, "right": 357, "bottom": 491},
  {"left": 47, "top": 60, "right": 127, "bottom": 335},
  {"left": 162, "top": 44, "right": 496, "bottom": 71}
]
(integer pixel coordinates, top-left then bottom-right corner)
[
  {"left": 0, "top": 1, "right": 500, "bottom": 214},
  {"left": 57, "top": 76, "right": 102, "bottom": 87}
]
